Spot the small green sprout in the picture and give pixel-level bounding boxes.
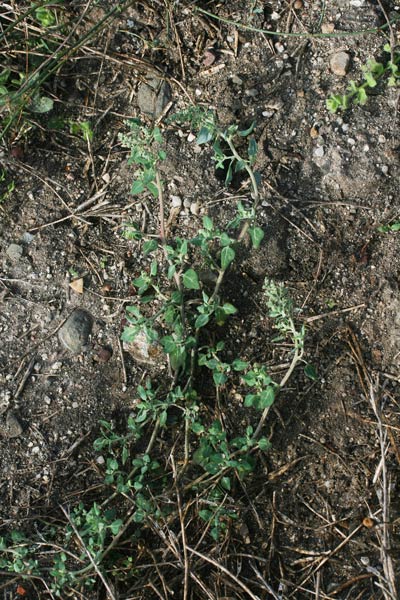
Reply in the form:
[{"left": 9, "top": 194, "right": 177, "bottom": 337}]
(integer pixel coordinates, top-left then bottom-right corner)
[{"left": 327, "top": 44, "right": 400, "bottom": 113}]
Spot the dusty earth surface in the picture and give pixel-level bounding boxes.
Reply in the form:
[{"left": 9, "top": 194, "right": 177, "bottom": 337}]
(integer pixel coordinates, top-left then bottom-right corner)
[{"left": 0, "top": 0, "right": 400, "bottom": 599}]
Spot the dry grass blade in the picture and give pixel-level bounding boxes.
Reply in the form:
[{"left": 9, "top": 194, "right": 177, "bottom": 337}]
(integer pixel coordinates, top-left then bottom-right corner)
[
  {"left": 60, "top": 505, "right": 117, "bottom": 600},
  {"left": 368, "top": 379, "right": 398, "bottom": 600},
  {"left": 186, "top": 546, "right": 262, "bottom": 600}
]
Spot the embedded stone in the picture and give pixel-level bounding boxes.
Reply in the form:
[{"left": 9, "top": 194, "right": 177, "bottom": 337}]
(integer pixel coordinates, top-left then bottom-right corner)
[{"left": 59, "top": 309, "right": 93, "bottom": 353}]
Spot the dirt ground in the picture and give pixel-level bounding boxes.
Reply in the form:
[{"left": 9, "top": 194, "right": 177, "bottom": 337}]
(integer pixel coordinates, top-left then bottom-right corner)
[{"left": 0, "top": 0, "right": 399, "bottom": 599}]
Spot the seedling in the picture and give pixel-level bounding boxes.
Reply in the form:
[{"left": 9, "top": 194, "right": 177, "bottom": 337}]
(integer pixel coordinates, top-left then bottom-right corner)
[
  {"left": 327, "top": 44, "right": 400, "bottom": 113},
  {"left": 377, "top": 221, "right": 400, "bottom": 233},
  {"left": 0, "top": 169, "right": 15, "bottom": 203}
]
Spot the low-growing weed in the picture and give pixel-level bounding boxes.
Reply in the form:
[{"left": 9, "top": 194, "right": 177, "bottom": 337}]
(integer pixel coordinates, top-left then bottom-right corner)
[{"left": 0, "top": 107, "right": 306, "bottom": 597}]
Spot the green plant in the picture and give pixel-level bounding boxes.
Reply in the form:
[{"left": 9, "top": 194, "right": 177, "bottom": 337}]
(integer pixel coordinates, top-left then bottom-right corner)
[
  {"left": 70, "top": 120, "right": 94, "bottom": 144},
  {"left": 0, "top": 105, "right": 307, "bottom": 597},
  {"left": 327, "top": 44, "right": 400, "bottom": 113},
  {"left": 377, "top": 221, "right": 400, "bottom": 233},
  {"left": 119, "top": 118, "right": 166, "bottom": 197},
  {"left": 0, "top": 168, "right": 15, "bottom": 203}
]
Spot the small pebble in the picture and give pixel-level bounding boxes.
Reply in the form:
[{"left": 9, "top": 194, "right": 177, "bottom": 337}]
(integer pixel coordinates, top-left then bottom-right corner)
[
  {"left": 21, "top": 232, "right": 35, "bottom": 244},
  {"left": 271, "top": 11, "right": 280, "bottom": 20},
  {"left": 381, "top": 165, "right": 389, "bottom": 175},
  {"left": 347, "top": 138, "right": 356, "bottom": 146},
  {"left": 170, "top": 195, "right": 182, "bottom": 209},
  {"left": 314, "top": 146, "right": 325, "bottom": 158},
  {"left": 231, "top": 75, "right": 243, "bottom": 86},
  {"left": 187, "top": 132, "right": 196, "bottom": 143},
  {"left": 4, "top": 412, "right": 23, "bottom": 438},
  {"left": 246, "top": 88, "right": 258, "bottom": 97},
  {"left": 293, "top": 0, "right": 303, "bottom": 8},
  {"left": 275, "top": 42, "right": 285, "bottom": 54},
  {"left": 6, "top": 243, "right": 23, "bottom": 261},
  {"left": 321, "top": 23, "right": 335, "bottom": 33},
  {"left": 59, "top": 309, "right": 93, "bottom": 353},
  {"left": 97, "top": 347, "right": 112, "bottom": 363},
  {"left": 330, "top": 51, "right": 350, "bottom": 77},
  {"left": 190, "top": 201, "right": 199, "bottom": 215}
]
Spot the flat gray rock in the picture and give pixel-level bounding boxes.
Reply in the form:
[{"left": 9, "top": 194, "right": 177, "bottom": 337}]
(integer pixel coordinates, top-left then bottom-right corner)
[
  {"left": 0, "top": 411, "right": 23, "bottom": 438},
  {"left": 59, "top": 309, "right": 93, "bottom": 353},
  {"left": 137, "top": 76, "right": 171, "bottom": 118},
  {"left": 6, "top": 243, "right": 23, "bottom": 261}
]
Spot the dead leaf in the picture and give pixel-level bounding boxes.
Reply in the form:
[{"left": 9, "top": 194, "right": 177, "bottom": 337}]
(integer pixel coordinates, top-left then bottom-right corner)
[{"left": 70, "top": 278, "right": 84, "bottom": 294}]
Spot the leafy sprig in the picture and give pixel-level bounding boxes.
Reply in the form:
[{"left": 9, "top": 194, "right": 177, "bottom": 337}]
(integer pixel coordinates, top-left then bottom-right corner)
[{"left": 327, "top": 44, "right": 400, "bottom": 113}]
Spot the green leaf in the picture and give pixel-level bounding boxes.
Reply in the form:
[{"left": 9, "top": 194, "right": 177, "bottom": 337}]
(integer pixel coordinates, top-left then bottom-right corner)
[
  {"left": 203, "top": 216, "right": 214, "bottom": 231},
  {"left": 248, "top": 226, "right": 264, "bottom": 249},
  {"left": 221, "top": 476, "right": 231, "bottom": 491},
  {"left": 146, "top": 181, "right": 159, "bottom": 197},
  {"left": 304, "top": 364, "right": 318, "bottom": 380},
  {"left": 244, "top": 393, "right": 257, "bottom": 407},
  {"left": 259, "top": 387, "right": 275, "bottom": 408},
  {"left": 0, "top": 68, "right": 10, "bottom": 85},
  {"left": 232, "top": 359, "right": 249, "bottom": 371},
  {"left": 195, "top": 313, "right": 210, "bottom": 329},
  {"left": 238, "top": 122, "right": 255, "bottom": 137},
  {"left": 192, "top": 422, "right": 205, "bottom": 434},
  {"left": 221, "top": 246, "right": 235, "bottom": 270},
  {"left": 167, "top": 264, "right": 176, "bottom": 280},
  {"left": 364, "top": 72, "right": 377, "bottom": 88},
  {"left": 29, "top": 95, "right": 54, "bottom": 113},
  {"left": 355, "top": 88, "right": 368, "bottom": 105},
  {"left": 109, "top": 520, "right": 123, "bottom": 535},
  {"left": 248, "top": 137, "right": 257, "bottom": 163},
  {"left": 35, "top": 6, "right": 56, "bottom": 27},
  {"left": 199, "top": 509, "right": 212, "bottom": 521},
  {"left": 213, "top": 372, "right": 227, "bottom": 386},
  {"left": 143, "top": 239, "right": 158, "bottom": 254},
  {"left": 131, "top": 180, "right": 145, "bottom": 195},
  {"left": 182, "top": 269, "right": 200, "bottom": 290},
  {"left": 160, "top": 336, "right": 177, "bottom": 354},
  {"left": 222, "top": 302, "right": 237, "bottom": 315},
  {"left": 197, "top": 126, "right": 213, "bottom": 145},
  {"left": 258, "top": 437, "right": 271, "bottom": 451}
]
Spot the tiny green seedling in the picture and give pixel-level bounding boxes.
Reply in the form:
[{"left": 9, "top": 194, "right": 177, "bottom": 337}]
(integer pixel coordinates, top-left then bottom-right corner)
[
  {"left": 0, "top": 169, "right": 15, "bottom": 203},
  {"left": 377, "top": 221, "right": 400, "bottom": 233},
  {"left": 327, "top": 44, "right": 400, "bottom": 113}
]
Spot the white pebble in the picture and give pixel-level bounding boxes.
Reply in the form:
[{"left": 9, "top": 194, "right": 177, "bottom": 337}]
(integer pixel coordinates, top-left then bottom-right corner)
[
  {"left": 363, "top": 144, "right": 369, "bottom": 152},
  {"left": 347, "top": 138, "right": 356, "bottom": 146},
  {"left": 314, "top": 146, "right": 325, "bottom": 158},
  {"left": 381, "top": 165, "right": 389, "bottom": 175},
  {"left": 190, "top": 201, "right": 200, "bottom": 215},
  {"left": 170, "top": 195, "right": 182, "bottom": 208}
]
